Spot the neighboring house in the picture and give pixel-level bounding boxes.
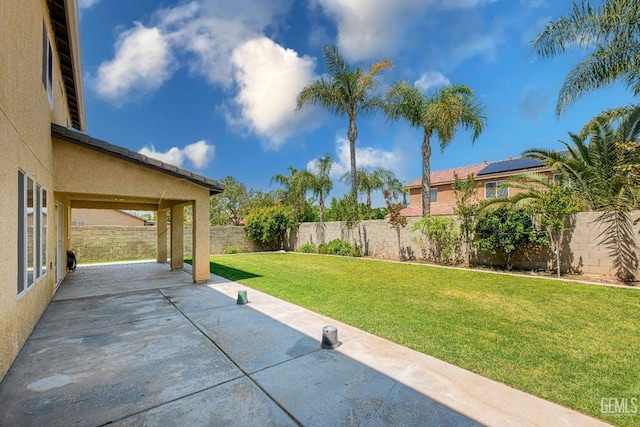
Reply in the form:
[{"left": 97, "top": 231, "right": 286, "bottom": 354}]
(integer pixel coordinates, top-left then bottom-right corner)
[
  {"left": 402, "top": 157, "right": 551, "bottom": 216},
  {"left": 71, "top": 209, "right": 153, "bottom": 226},
  {"left": 1, "top": 0, "right": 223, "bottom": 381}
]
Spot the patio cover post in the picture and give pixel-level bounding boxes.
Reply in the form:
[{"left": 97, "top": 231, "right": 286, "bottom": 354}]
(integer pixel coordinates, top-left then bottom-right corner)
[
  {"left": 156, "top": 210, "right": 168, "bottom": 263},
  {"left": 191, "top": 196, "right": 210, "bottom": 283},
  {"left": 170, "top": 205, "right": 184, "bottom": 270}
]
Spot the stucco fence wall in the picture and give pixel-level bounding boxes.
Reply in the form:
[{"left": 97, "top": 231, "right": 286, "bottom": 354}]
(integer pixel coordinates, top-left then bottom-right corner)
[
  {"left": 71, "top": 225, "right": 260, "bottom": 263},
  {"left": 71, "top": 211, "right": 640, "bottom": 278},
  {"left": 290, "top": 211, "right": 640, "bottom": 278}
]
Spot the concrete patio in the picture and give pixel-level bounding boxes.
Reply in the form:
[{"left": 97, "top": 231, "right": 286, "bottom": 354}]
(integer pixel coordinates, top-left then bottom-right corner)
[{"left": 0, "top": 261, "right": 609, "bottom": 426}]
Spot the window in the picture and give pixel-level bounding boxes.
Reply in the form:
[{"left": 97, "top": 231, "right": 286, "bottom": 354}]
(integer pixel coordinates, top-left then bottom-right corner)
[
  {"left": 18, "top": 172, "right": 48, "bottom": 295},
  {"left": 485, "top": 181, "right": 508, "bottom": 199},
  {"left": 41, "top": 188, "right": 48, "bottom": 275},
  {"left": 71, "top": 221, "right": 86, "bottom": 226},
  {"left": 430, "top": 188, "right": 438, "bottom": 203},
  {"left": 42, "top": 23, "right": 53, "bottom": 107}
]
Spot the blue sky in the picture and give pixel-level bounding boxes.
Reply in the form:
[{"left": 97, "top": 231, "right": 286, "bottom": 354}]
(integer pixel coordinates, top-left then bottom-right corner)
[{"left": 78, "top": 0, "right": 635, "bottom": 207}]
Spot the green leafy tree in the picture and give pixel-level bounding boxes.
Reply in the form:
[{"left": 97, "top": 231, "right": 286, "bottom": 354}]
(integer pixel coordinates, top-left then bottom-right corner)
[
  {"left": 525, "top": 106, "right": 640, "bottom": 280},
  {"left": 410, "top": 216, "right": 460, "bottom": 265},
  {"left": 300, "top": 154, "right": 333, "bottom": 223},
  {"left": 474, "top": 206, "right": 548, "bottom": 271},
  {"left": 532, "top": 0, "right": 640, "bottom": 115},
  {"left": 209, "top": 176, "right": 252, "bottom": 226},
  {"left": 296, "top": 45, "right": 393, "bottom": 217},
  {"left": 484, "top": 174, "right": 581, "bottom": 277},
  {"left": 386, "top": 82, "right": 487, "bottom": 217},
  {"left": 452, "top": 173, "right": 479, "bottom": 266},
  {"left": 324, "top": 194, "right": 361, "bottom": 227},
  {"left": 244, "top": 205, "right": 297, "bottom": 250},
  {"left": 384, "top": 189, "right": 408, "bottom": 260}
]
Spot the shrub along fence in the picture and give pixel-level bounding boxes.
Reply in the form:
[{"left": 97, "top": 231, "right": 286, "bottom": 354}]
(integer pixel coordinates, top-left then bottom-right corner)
[{"left": 71, "top": 211, "right": 640, "bottom": 279}]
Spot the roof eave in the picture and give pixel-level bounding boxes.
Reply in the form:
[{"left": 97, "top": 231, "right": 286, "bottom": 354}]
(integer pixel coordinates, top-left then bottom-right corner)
[{"left": 51, "top": 124, "right": 224, "bottom": 195}]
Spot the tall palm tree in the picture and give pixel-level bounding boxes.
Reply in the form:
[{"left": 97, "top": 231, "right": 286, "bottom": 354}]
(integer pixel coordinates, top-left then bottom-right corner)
[
  {"left": 386, "top": 82, "right": 487, "bottom": 217},
  {"left": 524, "top": 105, "right": 640, "bottom": 280},
  {"left": 296, "top": 45, "right": 393, "bottom": 217},
  {"left": 270, "top": 167, "right": 306, "bottom": 219},
  {"left": 300, "top": 154, "right": 334, "bottom": 223},
  {"left": 532, "top": 0, "right": 640, "bottom": 115}
]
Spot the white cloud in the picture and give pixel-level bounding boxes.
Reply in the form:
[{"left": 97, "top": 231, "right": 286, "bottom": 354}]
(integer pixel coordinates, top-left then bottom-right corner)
[
  {"left": 442, "top": 0, "right": 497, "bottom": 8},
  {"left": 139, "top": 140, "right": 215, "bottom": 169},
  {"left": 184, "top": 140, "right": 215, "bottom": 168},
  {"left": 229, "top": 37, "right": 317, "bottom": 149},
  {"left": 414, "top": 72, "right": 450, "bottom": 92},
  {"left": 94, "top": 23, "right": 174, "bottom": 104},
  {"left": 78, "top": 0, "right": 100, "bottom": 9},
  {"left": 313, "top": 0, "right": 430, "bottom": 61}
]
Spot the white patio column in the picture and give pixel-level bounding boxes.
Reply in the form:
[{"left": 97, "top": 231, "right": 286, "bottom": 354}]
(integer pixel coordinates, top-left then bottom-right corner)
[{"left": 170, "top": 205, "right": 184, "bottom": 271}]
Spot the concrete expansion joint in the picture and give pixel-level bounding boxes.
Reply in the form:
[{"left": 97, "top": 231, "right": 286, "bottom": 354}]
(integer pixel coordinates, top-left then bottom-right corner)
[{"left": 159, "top": 290, "right": 304, "bottom": 426}]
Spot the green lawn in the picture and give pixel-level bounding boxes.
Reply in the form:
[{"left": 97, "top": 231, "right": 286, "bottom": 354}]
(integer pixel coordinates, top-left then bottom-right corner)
[{"left": 205, "top": 252, "right": 639, "bottom": 426}]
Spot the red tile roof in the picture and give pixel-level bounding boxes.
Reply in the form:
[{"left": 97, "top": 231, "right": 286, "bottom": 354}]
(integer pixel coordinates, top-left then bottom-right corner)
[
  {"left": 407, "top": 163, "right": 487, "bottom": 188},
  {"left": 398, "top": 204, "right": 456, "bottom": 217}
]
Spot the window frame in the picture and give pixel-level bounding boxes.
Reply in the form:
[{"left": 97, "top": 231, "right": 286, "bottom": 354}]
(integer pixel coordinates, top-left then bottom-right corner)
[
  {"left": 18, "top": 172, "right": 48, "bottom": 297},
  {"left": 42, "top": 22, "right": 53, "bottom": 107},
  {"left": 430, "top": 188, "right": 438, "bottom": 203},
  {"left": 485, "top": 181, "right": 508, "bottom": 199}
]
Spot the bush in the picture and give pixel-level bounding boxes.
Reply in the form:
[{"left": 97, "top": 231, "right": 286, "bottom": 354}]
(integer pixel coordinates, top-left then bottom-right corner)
[
  {"left": 318, "top": 239, "right": 361, "bottom": 257},
  {"left": 410, "top": 216, "right": 460, "bottom": 264},
  {"left": 244, "top": 205, "right": 298, "bottom": 250},
  {"left": 223, "top": 245, "right": 246, "bottom": 254},
  {"left": 296, "top": 243, "right": 317, "bottom": 253},
  {"left": 474, "top": 206, "right": 548, "bottom": 270}
]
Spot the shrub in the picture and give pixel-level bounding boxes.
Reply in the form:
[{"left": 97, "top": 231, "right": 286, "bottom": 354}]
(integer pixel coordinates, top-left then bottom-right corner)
[
  {"left": 296, "top": 243, "right": 317, "bottom": 253},
  {"left": 244, "top": 205, "right": 298, "bottom": 250},
  {"left": 223, "top": 245, "right": 246, "bottom": 254},
  {"left": 318, "top": 239, "right": 361, "bottom": 257},
  {"left": 474, "top": 206, "right": 548, "bottom": 270},
  {"left": 410, "top": 216, "right": 460, "bottom": 264}
]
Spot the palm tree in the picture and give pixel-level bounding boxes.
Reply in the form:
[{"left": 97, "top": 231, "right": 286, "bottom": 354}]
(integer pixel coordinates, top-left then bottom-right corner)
[
  {"left": 532, "top": 0, "right": 640, "bottom": 115},
  {"left": 341, "top": 167, "right": 396, "bottom": 218},
  {"left": 300, "top": 154, "right": 334, "bottom": 223},
  {"left": 480, "top": 173, "right": 581, "bottom": 278},
  {"left": 270, "top": 167, "right": 306, "bottom": 219},
  {"left": 296, "top": 45, "right": 393, "bottom": 217},
  {"left": 524, "top": 105, "right": 640, "bottom": 280},
  {"left": 386, "top": 82, "right": 487, "bottom": 217}
]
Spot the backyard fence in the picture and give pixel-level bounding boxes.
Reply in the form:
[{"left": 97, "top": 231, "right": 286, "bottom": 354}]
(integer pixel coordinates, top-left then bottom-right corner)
[{"left": 71, "top": 211, "right": 640, "bottom": 279}]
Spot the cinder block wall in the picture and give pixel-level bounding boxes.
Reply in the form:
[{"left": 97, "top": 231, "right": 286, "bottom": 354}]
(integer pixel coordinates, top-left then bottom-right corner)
[{"left": 70, "top": 211, "right": 640, "bottom": 278}]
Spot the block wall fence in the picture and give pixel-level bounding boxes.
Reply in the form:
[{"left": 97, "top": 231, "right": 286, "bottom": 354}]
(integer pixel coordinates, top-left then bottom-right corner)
[{"left": 71, "top": 211, "right": 640, "bottom": 278}]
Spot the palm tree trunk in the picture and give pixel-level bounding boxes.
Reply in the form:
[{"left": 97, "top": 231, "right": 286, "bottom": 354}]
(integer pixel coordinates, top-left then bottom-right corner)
[
  {"left": 319, "top": 191, "right": 325, "bottom": 223},
  {"left": 366, "top": 191, "right": 372, "bottom": 218},
  {"left": 421, "top": 129, "right": 432, "bottom": 217},
  {"left": 348, "top": 115, "right": 358, "bottom": 218}
]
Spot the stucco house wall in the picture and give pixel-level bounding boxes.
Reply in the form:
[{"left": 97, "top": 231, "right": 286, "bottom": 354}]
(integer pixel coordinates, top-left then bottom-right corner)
[{"left": 1, "top": 0, "right": 83, "bottom": 381}]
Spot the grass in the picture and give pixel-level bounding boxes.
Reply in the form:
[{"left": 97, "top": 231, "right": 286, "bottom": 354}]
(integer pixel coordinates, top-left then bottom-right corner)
[{"left": 204, "top": 252, "right": 640, "bottom": 426}]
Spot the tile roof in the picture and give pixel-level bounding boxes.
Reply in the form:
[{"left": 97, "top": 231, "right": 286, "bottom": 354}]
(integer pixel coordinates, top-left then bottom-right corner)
[
  {"left": 407, "top": 163, "right": 487, "bottom": 188},
  {"left": 398, "top": 204, "right": 456, "bottom": 217},
  {"left": 51, "top": 124, "right": 224, "bottom": 195}
]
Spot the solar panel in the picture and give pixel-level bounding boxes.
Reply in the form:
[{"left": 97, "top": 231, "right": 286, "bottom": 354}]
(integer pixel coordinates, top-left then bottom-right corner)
[{"left": 477, "top": 157, "right": 544, "bottom": 176}]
